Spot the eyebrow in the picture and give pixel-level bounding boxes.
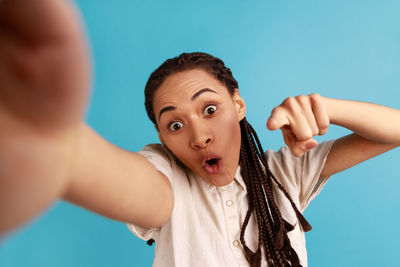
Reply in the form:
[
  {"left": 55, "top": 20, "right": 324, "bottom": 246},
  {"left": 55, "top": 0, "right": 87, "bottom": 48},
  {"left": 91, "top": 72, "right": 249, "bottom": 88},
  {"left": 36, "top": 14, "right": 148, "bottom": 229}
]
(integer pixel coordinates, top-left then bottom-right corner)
[{"left": 158, "top": 88, "right": 218, "bottom": 122}]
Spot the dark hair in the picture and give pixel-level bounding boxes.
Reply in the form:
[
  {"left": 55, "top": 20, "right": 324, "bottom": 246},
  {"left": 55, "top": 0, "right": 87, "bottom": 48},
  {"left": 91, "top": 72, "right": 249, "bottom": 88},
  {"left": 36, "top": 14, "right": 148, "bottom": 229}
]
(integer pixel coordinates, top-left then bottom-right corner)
[
  {"left": 145, "top": 52, "right": 238, "bottom": 124},
  {"left": 144, "top": 52, "right": 311, "bottom": 267}
]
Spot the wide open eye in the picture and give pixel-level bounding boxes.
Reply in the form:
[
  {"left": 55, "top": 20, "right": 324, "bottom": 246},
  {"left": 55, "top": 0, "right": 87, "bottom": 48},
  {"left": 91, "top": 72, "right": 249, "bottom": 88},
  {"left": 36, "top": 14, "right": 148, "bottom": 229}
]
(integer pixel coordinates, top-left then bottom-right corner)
[
  {"left": 169, "top": 121, "right": 183, "bottom": 132},
  {"left": 203, "top": 104, "right": 217, "bottom": 116}
]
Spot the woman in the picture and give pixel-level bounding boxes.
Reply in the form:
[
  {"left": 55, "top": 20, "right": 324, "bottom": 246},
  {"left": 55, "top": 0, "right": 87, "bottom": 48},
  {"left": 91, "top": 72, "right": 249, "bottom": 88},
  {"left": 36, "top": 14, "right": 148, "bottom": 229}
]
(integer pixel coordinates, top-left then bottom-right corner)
[
  {"left": 124, "top": 52, "right": 399, "bottom": 267},
  {"left": 1, "top": 1, "right": 399, "bottom": 267}
]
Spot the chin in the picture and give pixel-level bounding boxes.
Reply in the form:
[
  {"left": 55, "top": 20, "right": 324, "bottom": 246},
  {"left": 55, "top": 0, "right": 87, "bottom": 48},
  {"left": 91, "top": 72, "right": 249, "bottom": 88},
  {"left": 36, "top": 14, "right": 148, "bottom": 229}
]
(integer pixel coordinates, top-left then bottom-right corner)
[{"left": 205, "top": 173, "right": 234, "bottom": 187}]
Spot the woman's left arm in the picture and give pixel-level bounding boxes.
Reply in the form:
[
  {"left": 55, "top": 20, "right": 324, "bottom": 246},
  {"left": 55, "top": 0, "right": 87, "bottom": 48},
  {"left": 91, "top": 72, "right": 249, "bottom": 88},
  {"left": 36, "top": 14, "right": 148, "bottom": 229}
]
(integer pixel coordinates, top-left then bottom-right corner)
[
  {"left": 320, "top": 97, "right": 400, "bottom": 178},
  {"left": 266, "top": 94, "right": 400, "bottom": 178}
]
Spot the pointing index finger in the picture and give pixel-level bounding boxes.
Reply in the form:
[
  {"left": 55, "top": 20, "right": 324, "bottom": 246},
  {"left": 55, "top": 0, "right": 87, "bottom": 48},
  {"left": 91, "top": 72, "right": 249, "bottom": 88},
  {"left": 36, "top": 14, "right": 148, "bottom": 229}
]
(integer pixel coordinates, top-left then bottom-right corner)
[{"left": 267, "top": 107, "right": 290, "bottom": 131}]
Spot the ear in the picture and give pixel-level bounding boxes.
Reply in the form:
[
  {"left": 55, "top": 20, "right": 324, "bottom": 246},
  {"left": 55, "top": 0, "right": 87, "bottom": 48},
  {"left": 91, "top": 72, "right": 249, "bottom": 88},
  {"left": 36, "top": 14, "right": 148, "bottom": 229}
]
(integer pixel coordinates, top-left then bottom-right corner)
[
  {"left": 154, "top": 123, "right": 165, "bottom": 145},
  {"left": 232, "top": 89, "right": 246, "bottom": 121},
  {"left": 158, "top": 131, "right": 165, "bottom": 145}
]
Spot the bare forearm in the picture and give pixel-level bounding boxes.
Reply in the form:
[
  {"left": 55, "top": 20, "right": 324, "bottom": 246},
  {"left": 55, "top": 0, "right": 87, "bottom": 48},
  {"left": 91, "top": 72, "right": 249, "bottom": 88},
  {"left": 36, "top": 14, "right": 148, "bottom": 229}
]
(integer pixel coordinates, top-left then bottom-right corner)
[
  {"left": 62, "top": 124, "right": 173, "bottom": 228},
  {"left": 0, "top": 125, "right": 78, "bottom": 235},
  {"left": 324, "top": 97, "right": 400, "bottom": 145}
]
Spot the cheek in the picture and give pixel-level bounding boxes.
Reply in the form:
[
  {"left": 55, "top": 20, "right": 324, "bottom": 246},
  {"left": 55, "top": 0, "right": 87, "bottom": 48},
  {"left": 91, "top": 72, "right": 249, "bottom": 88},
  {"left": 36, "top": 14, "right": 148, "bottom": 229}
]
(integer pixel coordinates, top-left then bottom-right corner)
[
  {"left": 162, "top": 135, "right": 181, "bottom": 153},
  {"left": 217, "top": 110, "right": 241, "bottom": 141},
  {"left": 161, "top": 134, "right": 193, "bottom": 164},
  {"left": 220, "top": 110, "right": 242, "bottom": 163}
]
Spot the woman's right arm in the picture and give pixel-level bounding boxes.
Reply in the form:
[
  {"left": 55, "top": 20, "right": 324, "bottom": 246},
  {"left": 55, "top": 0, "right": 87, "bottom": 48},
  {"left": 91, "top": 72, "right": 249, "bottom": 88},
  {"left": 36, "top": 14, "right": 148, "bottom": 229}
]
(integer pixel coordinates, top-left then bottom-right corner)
[
  {"left": 64, "top": 124, "right": 173, "bottom": 230},
  {"left": 0, "top": 0, "right": 173, "bottom": 236}
]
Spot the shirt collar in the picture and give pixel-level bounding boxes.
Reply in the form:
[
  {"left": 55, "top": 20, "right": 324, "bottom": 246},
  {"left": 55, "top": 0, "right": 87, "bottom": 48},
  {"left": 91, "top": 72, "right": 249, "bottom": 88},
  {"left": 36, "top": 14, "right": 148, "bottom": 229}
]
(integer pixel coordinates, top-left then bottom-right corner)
[{"left": 234, "top": 166, "right": 246, "bottom": 191}]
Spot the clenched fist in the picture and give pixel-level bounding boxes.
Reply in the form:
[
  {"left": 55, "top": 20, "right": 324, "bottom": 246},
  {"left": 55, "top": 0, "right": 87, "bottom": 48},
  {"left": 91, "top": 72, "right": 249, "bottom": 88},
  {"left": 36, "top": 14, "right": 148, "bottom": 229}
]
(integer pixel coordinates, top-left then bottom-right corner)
[{"left": 267, "top": 94, "right": 330, "bottom": 157}]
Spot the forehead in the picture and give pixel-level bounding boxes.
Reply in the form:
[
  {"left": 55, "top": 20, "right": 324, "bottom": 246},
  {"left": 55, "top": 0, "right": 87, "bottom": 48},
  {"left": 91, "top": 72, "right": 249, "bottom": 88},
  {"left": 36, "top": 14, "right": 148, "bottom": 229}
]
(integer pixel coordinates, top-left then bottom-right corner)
[{"left": 153, "top": 69, "right": 230, "bottom": 109}]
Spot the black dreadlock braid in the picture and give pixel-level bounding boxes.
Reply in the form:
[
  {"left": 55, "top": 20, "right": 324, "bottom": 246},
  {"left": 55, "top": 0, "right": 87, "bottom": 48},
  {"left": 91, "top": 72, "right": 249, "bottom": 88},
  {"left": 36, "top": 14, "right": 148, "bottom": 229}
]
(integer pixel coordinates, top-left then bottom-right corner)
[{"left": 239, "top": 118, "right": 311, "bottom": 267}]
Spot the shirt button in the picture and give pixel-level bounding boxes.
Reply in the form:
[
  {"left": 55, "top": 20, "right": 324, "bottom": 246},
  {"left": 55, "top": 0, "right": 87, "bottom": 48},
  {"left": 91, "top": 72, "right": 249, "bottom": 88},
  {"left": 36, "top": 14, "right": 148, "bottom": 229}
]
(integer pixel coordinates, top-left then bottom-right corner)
[
  {"left": 233, "top": 240, "right": 240, "bottom": 247},
  {"left": 226, "top": 200, "right": 233, "bottom": 207}
]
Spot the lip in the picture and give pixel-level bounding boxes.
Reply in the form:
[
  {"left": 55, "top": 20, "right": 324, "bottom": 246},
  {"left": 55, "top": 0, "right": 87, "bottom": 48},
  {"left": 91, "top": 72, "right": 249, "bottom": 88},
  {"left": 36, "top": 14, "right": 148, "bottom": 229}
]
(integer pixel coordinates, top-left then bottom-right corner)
[
  {"left": 201, "top": 154, "right": 223, "bottom": 175},
  {"left": 201, "top": 154, "right": 221, "bottom": 166}
]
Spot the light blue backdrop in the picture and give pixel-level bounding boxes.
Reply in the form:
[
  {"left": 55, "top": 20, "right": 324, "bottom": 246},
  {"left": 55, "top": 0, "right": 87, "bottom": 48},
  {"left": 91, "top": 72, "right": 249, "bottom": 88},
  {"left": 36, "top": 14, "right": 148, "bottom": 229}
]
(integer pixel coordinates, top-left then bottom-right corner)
[{"left": 1, "top": 0, "right": 399, "bottom": 266}]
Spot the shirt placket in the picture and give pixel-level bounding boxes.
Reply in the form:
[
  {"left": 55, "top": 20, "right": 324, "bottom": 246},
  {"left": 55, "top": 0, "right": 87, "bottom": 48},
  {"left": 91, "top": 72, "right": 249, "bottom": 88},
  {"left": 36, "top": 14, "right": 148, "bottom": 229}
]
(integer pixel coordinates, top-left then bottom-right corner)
[{"left": 217, "top": 185, "right": 249, "bottom": 266}]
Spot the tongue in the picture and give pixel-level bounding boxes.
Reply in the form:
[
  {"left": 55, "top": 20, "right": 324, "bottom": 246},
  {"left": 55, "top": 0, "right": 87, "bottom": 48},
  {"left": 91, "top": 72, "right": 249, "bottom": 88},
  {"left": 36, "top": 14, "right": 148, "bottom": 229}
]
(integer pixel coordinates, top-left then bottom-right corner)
[{"left": 204, "top": 159, "right": 223, "bottom": 174}]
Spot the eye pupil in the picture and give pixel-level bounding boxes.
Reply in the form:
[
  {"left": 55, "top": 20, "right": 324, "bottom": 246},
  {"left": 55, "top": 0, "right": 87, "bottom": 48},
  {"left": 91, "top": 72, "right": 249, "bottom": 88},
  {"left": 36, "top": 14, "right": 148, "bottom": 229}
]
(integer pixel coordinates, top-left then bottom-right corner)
[
  {"left": 207, "top": 106, "right": 215, "bottom": 114},
  {"left": 169, "top": 122, "right": 183, "bottom": 131}
]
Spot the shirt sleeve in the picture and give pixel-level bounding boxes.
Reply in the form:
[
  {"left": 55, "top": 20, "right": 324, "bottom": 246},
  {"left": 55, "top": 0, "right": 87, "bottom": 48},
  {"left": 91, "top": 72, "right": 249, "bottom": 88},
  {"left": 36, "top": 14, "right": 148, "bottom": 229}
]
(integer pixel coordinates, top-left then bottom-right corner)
[
  {"left": 126, "top": 144, "right": 173, "bottom": 241},
  {"left": 266, "top": 139, "right": 336, "bottom": 212},
  {"left": 296, "top": 139, "right": 336, "bottom": 211}
]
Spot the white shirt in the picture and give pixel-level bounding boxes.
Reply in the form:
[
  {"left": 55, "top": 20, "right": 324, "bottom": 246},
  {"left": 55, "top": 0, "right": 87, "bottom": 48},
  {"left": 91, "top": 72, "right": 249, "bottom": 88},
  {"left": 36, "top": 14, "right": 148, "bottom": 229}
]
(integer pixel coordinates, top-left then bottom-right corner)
[{"left": 127, "top": 140, "right": 335, "bottom": 267}]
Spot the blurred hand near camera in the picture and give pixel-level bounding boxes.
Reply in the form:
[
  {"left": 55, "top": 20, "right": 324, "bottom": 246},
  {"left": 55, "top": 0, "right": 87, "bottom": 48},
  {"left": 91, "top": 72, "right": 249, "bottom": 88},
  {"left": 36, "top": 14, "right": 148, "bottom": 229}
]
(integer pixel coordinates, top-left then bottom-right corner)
[{"left": 0, "top": 0, "right": 90, "bottom": 235}]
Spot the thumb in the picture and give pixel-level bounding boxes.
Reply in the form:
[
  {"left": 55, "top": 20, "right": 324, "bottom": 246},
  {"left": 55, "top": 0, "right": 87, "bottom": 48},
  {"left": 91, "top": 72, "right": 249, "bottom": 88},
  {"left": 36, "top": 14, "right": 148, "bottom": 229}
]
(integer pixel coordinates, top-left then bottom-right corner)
[{"left": 290, "top": 139, "right": 319, "bottom": 157}]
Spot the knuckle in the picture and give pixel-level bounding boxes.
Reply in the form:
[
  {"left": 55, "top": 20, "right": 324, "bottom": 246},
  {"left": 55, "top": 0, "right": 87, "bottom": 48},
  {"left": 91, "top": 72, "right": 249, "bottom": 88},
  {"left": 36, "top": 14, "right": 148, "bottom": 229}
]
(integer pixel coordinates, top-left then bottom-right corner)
[
  {"left": 320, "top": 122, "right": 330, "bottom": 130},
  {"left": 312, "top": 127, "right": 319, "bottom": 136},
  {"left": 297, "top": 95, "right": 311, "bottom": 109},
  {"left": 282, "top": 97, "right": 300, "bottom": 113},
  {"left": 272, "top": 106, "right": 281, "bottom": 113},
  {"left": 305, "top": 128, "right": 314, "bottom": 139},
  {"left": 283, "top": 96, "right": 296, "bottom": 106},
  {"left": 271, "top": 106, "right": 284, "bottom": 115},
  {"left": 309, "top": 93, "right": 321, "bottom": 99},
  {"left": 309, "top": 93, "right": 322, "bottom": 103},
  {"left": 318, "top": 117, "right": 330, "bottom": 129},
  {"left": 303, "top": 133, "right": 313, "bottom": 141},
  {"left": 319, "top": 129, "right": 328, "bottom": 135},
  {"left": 295, "top": 94, "right": 308, "bottom": 103},
  {"left": 318, "top": 124, "right": 329, "bottom": 135},
  {"left": 299, "top": 131, "right": 313, "bottom": 141}
]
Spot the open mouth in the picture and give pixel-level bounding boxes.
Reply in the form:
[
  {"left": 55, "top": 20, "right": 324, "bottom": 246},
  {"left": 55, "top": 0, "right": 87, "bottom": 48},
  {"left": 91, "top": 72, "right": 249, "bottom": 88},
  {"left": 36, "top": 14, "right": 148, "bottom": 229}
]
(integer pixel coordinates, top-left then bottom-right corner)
[
  {"left": 202, "top": 156, "right": 223, "bottom": 175},
  {"left": 206, "top": 158, "right": 218, "bottom": 165}
]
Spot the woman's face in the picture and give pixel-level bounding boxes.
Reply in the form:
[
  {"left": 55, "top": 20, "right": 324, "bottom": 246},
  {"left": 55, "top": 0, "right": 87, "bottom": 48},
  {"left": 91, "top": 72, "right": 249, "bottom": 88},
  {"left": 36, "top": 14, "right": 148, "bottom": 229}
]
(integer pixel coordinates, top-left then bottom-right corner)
[{"left": 153, "top": 69, "right": 246, "bottom": 186}]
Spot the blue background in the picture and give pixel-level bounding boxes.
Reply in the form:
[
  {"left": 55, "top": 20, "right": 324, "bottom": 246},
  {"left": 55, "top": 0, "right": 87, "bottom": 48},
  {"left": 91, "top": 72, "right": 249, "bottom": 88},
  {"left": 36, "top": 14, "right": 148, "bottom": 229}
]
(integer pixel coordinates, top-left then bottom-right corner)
[{"left": 1, "top": 0, "right": 400, "bottom": 266}]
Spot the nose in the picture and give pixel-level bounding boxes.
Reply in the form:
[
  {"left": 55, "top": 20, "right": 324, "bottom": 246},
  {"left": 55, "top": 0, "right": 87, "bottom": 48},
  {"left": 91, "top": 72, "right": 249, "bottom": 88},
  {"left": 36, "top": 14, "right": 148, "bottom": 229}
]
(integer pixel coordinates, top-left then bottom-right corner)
[{"left": 190, "top": 123, "right": 213, "bottom": 150}]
